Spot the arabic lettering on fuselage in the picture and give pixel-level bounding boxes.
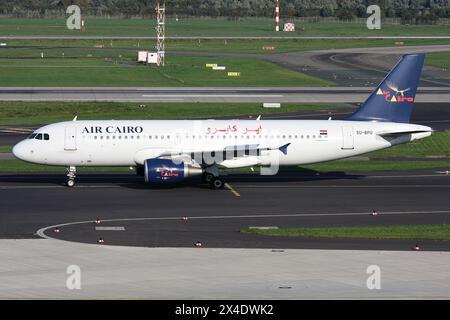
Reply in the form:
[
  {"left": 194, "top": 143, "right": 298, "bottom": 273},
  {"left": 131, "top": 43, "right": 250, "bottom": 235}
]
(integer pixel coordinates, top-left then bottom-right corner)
[
  {"left": 206, "top": 125, "right": 262, "bottom": 134},
  {"left": 82, "top": 126, "right": 144, "bottom": 134}
]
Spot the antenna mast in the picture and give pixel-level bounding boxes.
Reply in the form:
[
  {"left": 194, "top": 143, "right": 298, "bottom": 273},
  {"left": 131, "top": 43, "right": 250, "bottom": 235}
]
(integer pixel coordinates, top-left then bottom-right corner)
[{"left": 155, "top": 2, "right": 166, "bottom": 66}]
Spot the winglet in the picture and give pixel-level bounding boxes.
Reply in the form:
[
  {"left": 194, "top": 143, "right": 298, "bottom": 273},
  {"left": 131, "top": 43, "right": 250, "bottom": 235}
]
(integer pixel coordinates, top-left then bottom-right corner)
[
  {"left": 256, "top": 115, "right": 261, "bottom": 121},
  {"left": 72, "top": 115, "right": 78, "bottom": 121},
  {"left": 278, "top": 143, "right": 291, "bottom": 155}
]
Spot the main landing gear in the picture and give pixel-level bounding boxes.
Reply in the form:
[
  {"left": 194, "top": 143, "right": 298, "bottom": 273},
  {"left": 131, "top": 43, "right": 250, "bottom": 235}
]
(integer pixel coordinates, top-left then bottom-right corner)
[
  {"left": 202, "top": 172, "right": 224, "bottom": 190},
  {"left": 66, "top": 166, "right": 76, "bottom": 187}
]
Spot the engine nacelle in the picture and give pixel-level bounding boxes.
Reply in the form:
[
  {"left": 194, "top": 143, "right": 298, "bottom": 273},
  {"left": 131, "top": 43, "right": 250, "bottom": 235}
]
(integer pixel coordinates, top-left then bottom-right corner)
[{"left": 144, "top": 159, "right": 203, "bottom": 184}]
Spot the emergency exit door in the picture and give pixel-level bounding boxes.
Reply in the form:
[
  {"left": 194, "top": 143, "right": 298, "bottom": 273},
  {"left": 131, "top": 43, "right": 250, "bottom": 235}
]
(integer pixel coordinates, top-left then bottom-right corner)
[
  {"left": 64, "top": 127, "right": 77, "bottom": 151},
  {"left": 341, "top": 126, "right": 354, "bottom": 150}
]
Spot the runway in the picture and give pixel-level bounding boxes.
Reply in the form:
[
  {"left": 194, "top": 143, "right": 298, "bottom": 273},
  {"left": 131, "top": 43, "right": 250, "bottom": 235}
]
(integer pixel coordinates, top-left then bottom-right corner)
[
  {"left": 1, "top": 87, "right": 450, "bottom": 103},
  {"left": 2, "top": 36, "right": 450, "bottom": 40},
  {"left": 1, "top": 170, "right": 449, "bottom": 251}
]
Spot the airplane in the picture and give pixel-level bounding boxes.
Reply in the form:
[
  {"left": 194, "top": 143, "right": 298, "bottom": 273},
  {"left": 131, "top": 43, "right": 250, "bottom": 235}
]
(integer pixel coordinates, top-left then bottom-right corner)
[{"left": 12, "top": 54, "right": 432, "bottom": 189}]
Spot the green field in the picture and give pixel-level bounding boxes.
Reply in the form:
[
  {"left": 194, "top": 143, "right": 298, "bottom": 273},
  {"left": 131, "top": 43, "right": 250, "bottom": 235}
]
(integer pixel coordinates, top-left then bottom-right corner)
[
  {"left": 426, "top": 52, "right": 450, "bottom": 69},
  {"left": 0, "top": 39, "right": 448, "bottom": 87},
  {"left": 1, "top": 17, "right": 450, "bottom": 37},
  {"left": 0, "top": 160, "right": 129, "bottom": 173},
  {"left": 302, "top": 160, "right": 449, "bottom": 172},
  {"left": 0, "top": 145, "right": 11, "bottom": 153},
  {"left": 241, "top": 224, "right": 450, "bottom": 241},
  {"left": 0, "top": 50, "right": 331, "bottom": 87},
  {"left": 367, "top": 132, "right": 450, "bottom": 158},
  {"left": 0, "top": 101, "right": 336, "bottom": 125}
]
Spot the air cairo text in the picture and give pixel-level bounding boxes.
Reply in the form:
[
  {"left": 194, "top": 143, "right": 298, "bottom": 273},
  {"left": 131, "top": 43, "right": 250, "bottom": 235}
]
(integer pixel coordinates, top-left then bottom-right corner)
[{"left": 82, "top": 126, "right": 144, "bottom": 134}]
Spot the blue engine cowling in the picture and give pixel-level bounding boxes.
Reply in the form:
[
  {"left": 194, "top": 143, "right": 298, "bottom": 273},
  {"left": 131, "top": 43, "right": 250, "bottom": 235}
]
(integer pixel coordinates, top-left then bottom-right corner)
[{"left": 144, "top": 159, "right": 202, "bottom": 184}]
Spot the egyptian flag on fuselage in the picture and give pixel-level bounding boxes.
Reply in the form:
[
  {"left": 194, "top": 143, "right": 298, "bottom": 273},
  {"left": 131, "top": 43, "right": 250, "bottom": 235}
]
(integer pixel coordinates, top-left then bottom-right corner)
[{"left": 319, "top": 129, "right": 328, "bottom": 137}]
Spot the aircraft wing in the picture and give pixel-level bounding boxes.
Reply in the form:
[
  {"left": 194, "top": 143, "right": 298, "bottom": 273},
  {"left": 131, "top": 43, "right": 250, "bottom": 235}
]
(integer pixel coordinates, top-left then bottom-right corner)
[{"left": 134, "top": 143, "right": 291, "bottom": 167}]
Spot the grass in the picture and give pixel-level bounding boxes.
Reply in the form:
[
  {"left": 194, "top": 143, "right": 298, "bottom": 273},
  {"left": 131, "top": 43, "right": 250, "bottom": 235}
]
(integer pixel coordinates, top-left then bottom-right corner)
[
  {"left": 0, "top": 52, "right": 331, "bottom": 87},
  {"left": 241, "top": 224, "right": 450, "bottom": 241},
  {"left": 0, "top": 145, "right": 12, "bottom": 153},
  {"left": 303, "top": 160, "right": 450, "bottom": 172},
  {"left": 1, "top": 17, "right": 450, "bottom": 37},
  {"left": 0, "top": 101, "right": 335, "bottom": 125},
  {"left": 426, "top": 52, "right": 450, "bottom": 70},
  {"left": 366, "top": 132, "right": 450, "bottom": 158},
  {"left": 0, "top": 160, "right": 128, "bottom": 173}
]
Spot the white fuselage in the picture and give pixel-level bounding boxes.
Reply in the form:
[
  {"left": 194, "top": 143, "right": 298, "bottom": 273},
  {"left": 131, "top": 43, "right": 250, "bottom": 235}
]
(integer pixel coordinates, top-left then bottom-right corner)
[{"left": 13, "top": 120, "right": 432, "bottom": 169}]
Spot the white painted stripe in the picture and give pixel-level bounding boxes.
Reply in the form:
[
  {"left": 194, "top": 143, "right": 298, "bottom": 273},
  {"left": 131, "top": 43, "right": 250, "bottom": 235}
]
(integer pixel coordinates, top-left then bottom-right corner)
[
  {"left": 95, "top": 226, "right": 125, "bottom": 231},
  {"left": 142, "top": 94, "right": 283, "bottom": 98},
  {"left": 36, "top": 210, "right": 450, "bottom": 241}
]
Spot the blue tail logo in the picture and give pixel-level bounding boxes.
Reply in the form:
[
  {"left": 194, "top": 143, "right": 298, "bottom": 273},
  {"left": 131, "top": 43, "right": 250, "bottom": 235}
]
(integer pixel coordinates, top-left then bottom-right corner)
[{"left": 347, "top": 54, "right": 425, "bottom": 123}]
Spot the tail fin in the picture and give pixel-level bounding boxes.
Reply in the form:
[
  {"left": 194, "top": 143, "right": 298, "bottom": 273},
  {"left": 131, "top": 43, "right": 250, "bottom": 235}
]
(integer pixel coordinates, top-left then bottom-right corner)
[{"left": 346, "top": 54, "right": 425, "bottom": 123}]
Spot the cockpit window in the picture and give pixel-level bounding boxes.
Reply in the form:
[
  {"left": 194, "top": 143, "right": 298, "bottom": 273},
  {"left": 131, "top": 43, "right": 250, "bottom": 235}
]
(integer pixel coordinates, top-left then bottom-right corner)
[{"left": 28, "top": 132, "right": 49, "bottom": 140}]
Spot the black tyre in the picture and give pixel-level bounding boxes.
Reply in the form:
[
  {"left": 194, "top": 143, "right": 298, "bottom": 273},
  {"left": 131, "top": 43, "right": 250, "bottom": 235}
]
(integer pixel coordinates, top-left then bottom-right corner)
[{"left": 210, "top": 177, "right": 224, "bottom": 190}]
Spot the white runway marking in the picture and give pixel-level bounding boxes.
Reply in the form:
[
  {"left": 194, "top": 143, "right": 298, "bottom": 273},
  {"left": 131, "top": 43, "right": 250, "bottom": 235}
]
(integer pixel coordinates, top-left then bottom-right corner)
[
  {"left": 95, "top": 226, "right": 125, "bottom": 231},
  {"left": 37, "top": 210, "right": 450, "bottom": 241},
  {"left": 142, "top": 94, "right": 284, "bottom": 98}
]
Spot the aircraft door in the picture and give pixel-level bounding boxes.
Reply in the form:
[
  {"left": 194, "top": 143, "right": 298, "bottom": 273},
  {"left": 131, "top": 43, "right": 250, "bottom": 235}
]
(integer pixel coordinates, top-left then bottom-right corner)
[
  {"left": 64, "top": 126, "right": 77, "bottom": 151},
  {"left": 341, "top": 126, "right": 354, "bottom": 150}
]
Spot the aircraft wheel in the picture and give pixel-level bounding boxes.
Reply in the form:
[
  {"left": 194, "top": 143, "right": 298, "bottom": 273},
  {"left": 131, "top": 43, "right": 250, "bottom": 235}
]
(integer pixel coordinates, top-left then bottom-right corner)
[
  {"left": 210, "top": 177, "right": 224, "bottom": 190},
  {"left": 66, "top": 179, "right": 75, "bottom": 187}
]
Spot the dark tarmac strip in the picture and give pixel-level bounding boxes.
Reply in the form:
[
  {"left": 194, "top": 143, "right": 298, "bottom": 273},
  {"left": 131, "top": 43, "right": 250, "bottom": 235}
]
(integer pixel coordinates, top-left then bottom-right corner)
[
  {"left": 1, "top": 170, "right": 449, "bottom": 251},
  {"left": 1, "top": 87, "right": 449, "bottom": 103}
]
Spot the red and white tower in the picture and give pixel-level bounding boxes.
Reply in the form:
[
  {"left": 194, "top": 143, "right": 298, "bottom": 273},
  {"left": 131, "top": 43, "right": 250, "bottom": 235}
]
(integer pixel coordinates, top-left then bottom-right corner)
[
  {"left": 275, "top": 0, "right": 280, "bottom": 32},
  {"left": 155, "top": 2, "right": 166, "bottom": 66}
]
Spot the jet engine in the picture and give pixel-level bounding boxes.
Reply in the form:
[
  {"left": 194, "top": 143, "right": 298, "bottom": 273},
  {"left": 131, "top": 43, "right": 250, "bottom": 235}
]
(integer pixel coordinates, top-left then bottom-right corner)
[{"left": 144, "top": 159, "right": 203, "bottom": 184}]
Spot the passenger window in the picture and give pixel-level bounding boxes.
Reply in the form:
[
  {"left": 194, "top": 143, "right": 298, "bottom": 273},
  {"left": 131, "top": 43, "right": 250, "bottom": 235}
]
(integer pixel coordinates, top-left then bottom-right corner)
[{"left": 44, "top": 133, "right": 49, "bottom": 140}]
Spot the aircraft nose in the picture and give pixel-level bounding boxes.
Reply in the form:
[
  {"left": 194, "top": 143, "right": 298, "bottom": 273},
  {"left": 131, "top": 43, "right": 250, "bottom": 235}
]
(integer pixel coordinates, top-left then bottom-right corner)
[{"left": 12, "top": 141, "right": 29, "bottom": 161}]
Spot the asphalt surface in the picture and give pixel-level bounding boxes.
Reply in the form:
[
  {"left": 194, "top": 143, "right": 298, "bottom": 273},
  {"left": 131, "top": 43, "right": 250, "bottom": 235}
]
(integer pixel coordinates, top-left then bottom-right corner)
[
  {"left": 1, "top": 170, "right": 449, "bottom": 251},
  {"left": 266, "top": 45, "right": 450, "bottom": 87},
  {"left": 2, "top": 36, "right": 450, "bottom": 40},
  {"left": 1, "top": 87, "right": 450, "bottom": 103}
]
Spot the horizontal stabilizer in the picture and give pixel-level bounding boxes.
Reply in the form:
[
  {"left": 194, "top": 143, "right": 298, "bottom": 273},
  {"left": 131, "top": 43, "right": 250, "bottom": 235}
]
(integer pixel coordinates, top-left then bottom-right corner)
[{"left": 378, "top": 129, "right": 432, "bottom": 137}]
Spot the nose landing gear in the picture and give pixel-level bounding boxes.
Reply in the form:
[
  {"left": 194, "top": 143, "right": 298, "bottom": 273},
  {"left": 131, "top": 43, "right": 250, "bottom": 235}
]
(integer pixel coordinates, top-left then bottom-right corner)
[{"left": 66, "top": 166, "right": 76, "bottom": 187}]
